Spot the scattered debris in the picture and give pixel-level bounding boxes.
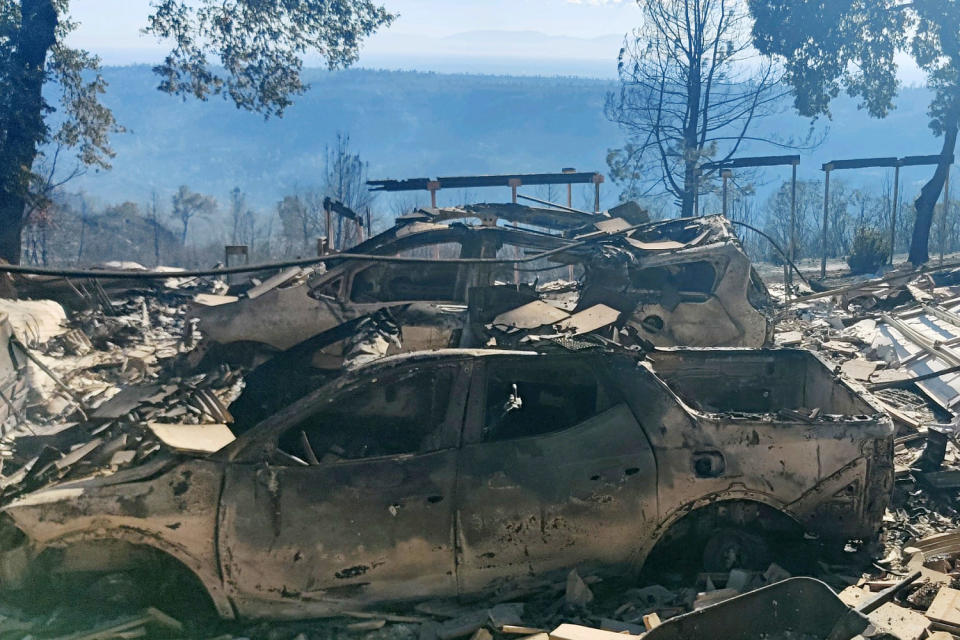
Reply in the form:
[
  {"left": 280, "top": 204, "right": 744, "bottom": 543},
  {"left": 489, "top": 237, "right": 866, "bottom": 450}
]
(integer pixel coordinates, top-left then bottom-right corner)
[{"left": 9, "top": 205, "right": 960, "bottom": 639}]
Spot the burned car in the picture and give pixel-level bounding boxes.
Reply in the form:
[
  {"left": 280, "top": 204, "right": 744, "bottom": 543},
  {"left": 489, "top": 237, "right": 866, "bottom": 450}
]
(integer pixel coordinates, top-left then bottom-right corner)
[
  {"left": 0, "top": 347, "right": 892, "bottom": 619},
  {"left": 190, "top": 206, "right": 773, "bottom": 369}
]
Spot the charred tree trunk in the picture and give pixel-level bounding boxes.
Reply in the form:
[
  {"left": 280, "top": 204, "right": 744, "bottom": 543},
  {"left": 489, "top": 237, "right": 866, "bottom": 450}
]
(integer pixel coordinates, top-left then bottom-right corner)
[
  {"left": 0, "top": 0, "right": 57, "bottom": 265},
  {"left": 910, "top": 112, "right": 959, "bottom": 266},
  {"left": 680, "top": 32, "right": 702, "bottom": 220},
  {"left": 681, "top": 157, "right": 697, "bottom": 218}
]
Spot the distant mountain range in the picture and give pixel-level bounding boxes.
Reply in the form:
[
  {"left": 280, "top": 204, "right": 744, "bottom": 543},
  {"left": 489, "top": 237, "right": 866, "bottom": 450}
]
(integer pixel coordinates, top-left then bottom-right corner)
[{"left": 62, "top": 65, "right": 944, "bottom": 218}]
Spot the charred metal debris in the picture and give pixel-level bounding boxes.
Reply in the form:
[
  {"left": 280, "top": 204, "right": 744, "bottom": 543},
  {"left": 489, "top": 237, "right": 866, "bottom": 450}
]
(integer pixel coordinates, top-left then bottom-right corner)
[{"left": 1, "top": 204, "right": 960, "bottom": 639}]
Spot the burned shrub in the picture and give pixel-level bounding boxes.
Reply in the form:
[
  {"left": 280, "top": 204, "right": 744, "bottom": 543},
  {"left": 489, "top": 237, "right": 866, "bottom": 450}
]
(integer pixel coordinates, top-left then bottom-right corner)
[{"left": 847, "top": 228, "right": 890, "bottom": 275}]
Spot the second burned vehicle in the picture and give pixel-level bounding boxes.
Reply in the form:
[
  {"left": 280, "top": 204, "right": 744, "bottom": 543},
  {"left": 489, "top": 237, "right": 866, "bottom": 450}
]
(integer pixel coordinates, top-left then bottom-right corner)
[
  {"left": 0, "top": 346, "right": 892, "bottom": 619},
  {"left": 190, "top": 205, "right": 774, "bottom": 370}
]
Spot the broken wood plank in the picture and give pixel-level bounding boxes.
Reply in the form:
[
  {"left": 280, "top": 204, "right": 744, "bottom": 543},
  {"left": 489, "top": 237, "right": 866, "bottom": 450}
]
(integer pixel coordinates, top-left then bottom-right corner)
[
  {"left": 641, "top": 613, "right": 661, "bottom": 631},
  {"left": 774, "top": 330, "right": 802, "bottom": 346},
  {"left": 550, "top": 624, "right": 639, "bottom": 640},
  {"left": 342, "top": 610, "right": 428, "bottom": 624},
  {"left": 247, "top": 267, "right": 302, "bottom": 300},
  {"left": 840, "top": 358, "right": 880, "bottom": 381},
  {"left": 501, "top": 626, "right": 546, "bottom": 635},
  {"left": 926, "top": 587, "right": 960, "bottom": 628},
  {"left": 145, "top": 422, "right": 235, "bottom": 454},
  {"left": 347, "top": 620, "right": 387, "bottom": 632},
  {"left": 48, "top": 607, "right": 182, "bottom": 640}
]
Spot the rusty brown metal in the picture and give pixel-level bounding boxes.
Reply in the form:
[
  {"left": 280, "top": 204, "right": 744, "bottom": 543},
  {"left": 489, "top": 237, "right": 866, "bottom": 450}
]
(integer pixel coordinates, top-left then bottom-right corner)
[{"left": 0, "top": 347, "right": 893, "bottom": 620}]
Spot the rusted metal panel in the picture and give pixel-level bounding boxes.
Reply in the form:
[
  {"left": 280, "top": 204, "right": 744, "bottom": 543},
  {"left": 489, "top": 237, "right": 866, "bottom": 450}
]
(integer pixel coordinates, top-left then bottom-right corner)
[
  {"left": 2, "top": 458, "right": 232, "bottom": 617},
  {"left": 219, "top": 450, "right": 459, "bottom": 618},
  {"left": 455, "top": 403, "right": 657, "bottom": 594}
]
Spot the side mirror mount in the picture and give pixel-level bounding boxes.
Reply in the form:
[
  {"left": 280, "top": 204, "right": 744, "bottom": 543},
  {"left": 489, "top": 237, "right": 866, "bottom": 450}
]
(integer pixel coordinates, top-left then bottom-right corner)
[{"left": 504, "top": 383, "right": 523, "bottom": 414}]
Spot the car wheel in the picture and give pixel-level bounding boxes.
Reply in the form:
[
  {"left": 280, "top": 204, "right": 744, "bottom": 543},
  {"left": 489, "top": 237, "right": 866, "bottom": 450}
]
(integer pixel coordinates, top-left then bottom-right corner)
[{"left": 702, "top": 527, "right": 769, "bottom": 572}]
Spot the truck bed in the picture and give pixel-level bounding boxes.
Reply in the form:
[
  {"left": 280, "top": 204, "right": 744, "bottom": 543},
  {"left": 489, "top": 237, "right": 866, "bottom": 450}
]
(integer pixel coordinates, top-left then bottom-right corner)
[{"left": 648, "top": 348, "right": 877, "bottom": 417}]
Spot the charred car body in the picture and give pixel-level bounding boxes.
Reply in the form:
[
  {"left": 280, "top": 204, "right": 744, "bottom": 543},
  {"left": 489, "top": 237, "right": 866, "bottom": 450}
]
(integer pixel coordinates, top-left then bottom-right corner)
[
  {"left": 0, "top": 347, "right": 892, "bottom": 619},
  {"left": 191, "top": 206, "right": 773, "bottom": 369}
]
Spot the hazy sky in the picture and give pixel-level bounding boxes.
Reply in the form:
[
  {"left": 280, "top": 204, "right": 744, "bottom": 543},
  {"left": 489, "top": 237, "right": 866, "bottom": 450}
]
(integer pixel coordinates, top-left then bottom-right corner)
[
  {"left": 65, "top": 0, "right": 636, "bottom": 74},
  {"left": 66, "top": 0, "right": 924, "bottom": 82},
  {"left": 67, "top": 0, "right": 639, "bottom": 39}
]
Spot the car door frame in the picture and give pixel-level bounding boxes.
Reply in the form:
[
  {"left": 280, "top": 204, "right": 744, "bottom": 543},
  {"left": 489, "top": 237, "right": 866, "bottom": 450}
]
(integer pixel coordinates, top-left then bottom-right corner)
[
  {"left": 217, "top": 357, "right": 474, "bottom": 617},
  {"left": 453, "top": 352, "right": 660, "bottom": 595}
]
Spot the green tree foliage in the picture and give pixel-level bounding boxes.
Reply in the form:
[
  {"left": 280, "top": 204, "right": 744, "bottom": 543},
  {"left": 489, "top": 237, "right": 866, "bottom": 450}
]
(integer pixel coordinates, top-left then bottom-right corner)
[
  {"left": 144, "top": 0, "right": 395, "bottom": 117},
  {"left": 748, "top": 0, "right": 960, "bottom": 265},
  {"left": 0, "top": 1, "right": 395, "bottom": 265},
  {"left": 0, "top": 0, "right": 118, "bottom": 263}
]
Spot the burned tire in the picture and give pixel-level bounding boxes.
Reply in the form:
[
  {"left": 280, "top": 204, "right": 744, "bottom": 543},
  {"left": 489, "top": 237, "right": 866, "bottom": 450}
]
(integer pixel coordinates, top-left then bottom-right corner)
[
  {"left": 702, "top": 527, "right": 770, "bottom": 572},
  {"left": 22, "top": 547, "right": 219, "bottom": 629}
]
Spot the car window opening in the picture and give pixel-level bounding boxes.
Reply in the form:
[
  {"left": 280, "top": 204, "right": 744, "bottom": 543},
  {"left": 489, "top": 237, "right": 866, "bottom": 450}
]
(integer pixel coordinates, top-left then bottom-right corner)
[
  {"left": 350, "top": 262, "right": 461, "bottom": 302},
  {"left": 277, "top": 367, "right": 455, "bottom": 463},
  {"left": 629, "top": 261, "right": 716, "bottom": 295},
  {"left": 482, "top": 362, "right": 615, "bottom": 442}
]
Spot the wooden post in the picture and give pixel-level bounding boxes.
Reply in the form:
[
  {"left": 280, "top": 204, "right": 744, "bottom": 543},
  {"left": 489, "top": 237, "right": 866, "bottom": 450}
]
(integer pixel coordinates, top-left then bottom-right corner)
[
  {"left": 592, "top": 174, "right": 604, "bottom": 213},
  {"left": 325, "top": 207, "right": 331, "bottom": 250},
  {"left": 890, "top": 163, "right": 900, "bottom": 265},
  {"left": 821, "top": 164, "right": 832, "bottom": 279},
  {"left": 509, "top": 178, "right": 521, "bottom": 205},
  {"left": 427, "top": 180, "right": 440, "bottom": 209}
]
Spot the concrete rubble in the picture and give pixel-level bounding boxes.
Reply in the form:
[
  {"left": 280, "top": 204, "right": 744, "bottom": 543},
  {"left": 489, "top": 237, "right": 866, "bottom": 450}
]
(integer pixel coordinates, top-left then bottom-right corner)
[{"left": 5, "top": 208, "right": 960, "bottom": 638}]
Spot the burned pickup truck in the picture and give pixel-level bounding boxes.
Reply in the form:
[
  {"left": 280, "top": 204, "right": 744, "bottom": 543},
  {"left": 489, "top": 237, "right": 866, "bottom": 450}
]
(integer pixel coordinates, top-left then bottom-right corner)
[{"left": 0, "top": 346, "right": 892, "bottom": 619}]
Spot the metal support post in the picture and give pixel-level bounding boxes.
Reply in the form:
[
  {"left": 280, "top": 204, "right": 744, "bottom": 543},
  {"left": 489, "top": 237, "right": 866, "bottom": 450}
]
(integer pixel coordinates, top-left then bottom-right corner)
[
  {"left": 788, "top": 160, "right": 798, "bottom": 291},
  {"left": 821, "top": 164, "right": 833, "bottom": 279},
  {"left": 942, "top": 168, "right": 950, "bottom": 266},
  {"left": 563, "top": 167, "right": 576, "bottom": 209},
  {"left": 891, "top": 163, "right": 900, "bottom": 265},
  {"left": 224, "top": 245, "right": 249, "bottom": 285}
]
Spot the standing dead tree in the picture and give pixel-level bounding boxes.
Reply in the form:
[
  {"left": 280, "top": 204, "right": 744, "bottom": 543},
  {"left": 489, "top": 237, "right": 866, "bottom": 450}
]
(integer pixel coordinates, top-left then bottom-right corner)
[
  {"left": 171, "top": 185, "right": 216, "bottom": 244},
  {"left": 277, "top": 193, "right": 318, "bottom": 255},
  {"left": 606, "top": 0, "right": 793, "bottom": 217},
  {"left": 323, "top": 133, "right": 374, "bottom": 249}
]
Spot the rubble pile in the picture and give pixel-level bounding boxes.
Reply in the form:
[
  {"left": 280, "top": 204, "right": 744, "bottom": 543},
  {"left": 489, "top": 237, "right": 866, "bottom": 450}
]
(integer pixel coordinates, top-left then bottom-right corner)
[
  {"left": 8, "top": 206, "right": 960, "bottom": 639},
  {"left": 0, "top": 279, "right": 243, "bottom": 504}
]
